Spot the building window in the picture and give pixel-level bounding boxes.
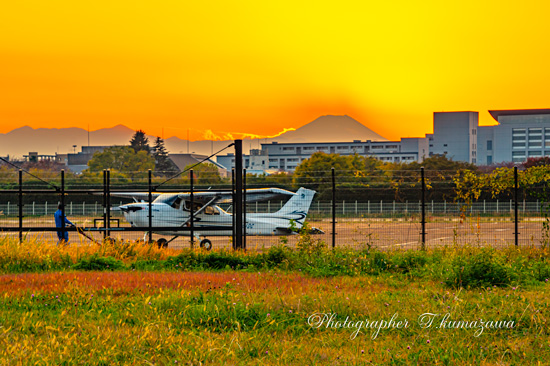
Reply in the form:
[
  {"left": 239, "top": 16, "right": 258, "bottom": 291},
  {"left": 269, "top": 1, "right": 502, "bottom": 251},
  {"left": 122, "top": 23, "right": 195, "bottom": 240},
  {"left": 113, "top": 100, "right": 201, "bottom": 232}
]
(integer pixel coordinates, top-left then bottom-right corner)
[
  {"left": 487, "top": 156, "right": 493, "bottom": 164},
  {"left": 530, "top": 141, "right": 542, "bottom": 148},
  {"left": 303, "top": 146, "right": 314, "bottom": 151},
  {"left": 528, "top": 151, "right": 542, "bottom": 157},
  {"left": 282, "top": 147, "right": 295, "bottom": 151},
  {"left": 487, "top": 140, "right": 493, "bottom": 150},
  {"left": 513, "top": 128, "right": 526, "bottom": 136},
  {"left": 372, "top": 145, "right": 383, "bottom": 150},
  {"left": 316, "top": 146, "right": 328, "bottom": 150},
  {"left": 337, "top": 146, "right": 348, "bottom": 150},
  {"left": 513, "top": 142, "right": 526, "bottom": 148}
]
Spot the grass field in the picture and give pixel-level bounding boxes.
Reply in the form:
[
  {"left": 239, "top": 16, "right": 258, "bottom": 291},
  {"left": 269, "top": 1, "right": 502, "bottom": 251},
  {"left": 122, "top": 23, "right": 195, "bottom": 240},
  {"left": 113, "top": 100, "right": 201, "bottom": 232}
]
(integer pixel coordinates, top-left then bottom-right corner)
[{"left": 0, "top": 237, "right": 549, "bottom": 365}]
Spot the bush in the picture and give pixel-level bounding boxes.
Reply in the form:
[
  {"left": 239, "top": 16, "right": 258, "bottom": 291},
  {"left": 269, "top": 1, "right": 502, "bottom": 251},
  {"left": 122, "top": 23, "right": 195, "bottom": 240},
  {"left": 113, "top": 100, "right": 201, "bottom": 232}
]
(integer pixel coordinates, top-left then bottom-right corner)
[
  {"left": 445, "top": 249, "right": 517, "bottom": 288},
  {"left": 264, "top": 245, "right": 290, "bottom": 267},
  {"left": 73, "top": 254, "right": 124, "bottom": 271},
  {"left": 165, "top": 251, "right": 250, "bottom": 270}
]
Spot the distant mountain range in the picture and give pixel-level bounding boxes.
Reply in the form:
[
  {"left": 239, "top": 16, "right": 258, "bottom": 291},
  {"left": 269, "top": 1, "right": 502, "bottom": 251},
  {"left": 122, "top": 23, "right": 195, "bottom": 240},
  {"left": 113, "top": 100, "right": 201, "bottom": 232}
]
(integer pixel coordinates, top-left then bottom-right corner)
[{"left": 0, "top": 115, "right": 387, "bottom": 158}]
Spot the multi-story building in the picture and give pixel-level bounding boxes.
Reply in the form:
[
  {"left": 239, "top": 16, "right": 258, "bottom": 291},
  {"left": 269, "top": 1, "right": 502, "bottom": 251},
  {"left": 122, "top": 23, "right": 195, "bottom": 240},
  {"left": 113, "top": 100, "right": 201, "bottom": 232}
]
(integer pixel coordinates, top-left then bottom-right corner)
[
  {"left": 478, "top": 109, "right": 550, "bottom": 164},
  {"left": 429, "top": 109, "right": 550, "bottom": 165},
  {"left": 428, "top": 111, "right": 478, "bottom": 164},
  {"left": 216, "top": 138, "right": 429, "bottom": 172}
]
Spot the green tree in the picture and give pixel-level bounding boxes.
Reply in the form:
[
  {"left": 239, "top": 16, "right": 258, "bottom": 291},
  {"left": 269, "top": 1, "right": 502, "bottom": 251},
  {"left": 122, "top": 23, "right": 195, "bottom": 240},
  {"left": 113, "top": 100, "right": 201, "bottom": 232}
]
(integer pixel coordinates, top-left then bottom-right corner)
[
  {"left": 129, "top": 130, "right": 150, "bottom": 154},
  {"left": 86, "top": 146, "right": 154, "bottom": 179},
  {"left": 152, "top": 137, "right": 179, "bottom": 176},
  {"left": 522, "top": 157, "right": 550, "bottom": 169},
  {"left": 245, "top": 172, "right": 293, "bottom": 190},
  {"left": 185, "top": 162, "right": 223, "bottom": 185},
  {"left": 292, "top": 152, "right": 384, "bottom": 199}
]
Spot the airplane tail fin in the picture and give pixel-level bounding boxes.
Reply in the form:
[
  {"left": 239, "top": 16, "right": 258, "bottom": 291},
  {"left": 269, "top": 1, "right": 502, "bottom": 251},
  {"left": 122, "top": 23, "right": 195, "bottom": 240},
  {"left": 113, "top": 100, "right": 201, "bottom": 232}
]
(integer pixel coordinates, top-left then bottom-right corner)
[{"left": 275, "top": 187, "right": 316, "bottom": 217}]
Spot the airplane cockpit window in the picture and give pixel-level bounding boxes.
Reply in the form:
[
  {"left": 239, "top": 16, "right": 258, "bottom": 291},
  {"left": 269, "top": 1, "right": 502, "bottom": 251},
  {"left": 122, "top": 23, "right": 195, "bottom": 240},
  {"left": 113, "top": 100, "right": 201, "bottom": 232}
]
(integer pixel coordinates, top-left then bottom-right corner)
[
  {"left": 171, "top": 197, "right": 182, "bottom": 209},
  {"left": 204, "top": 206, "right": 220, "bottom": 215},
  {"left": 182, "top": 201, "right": 203, "bottom": 212},
  {"left": 154, "top": 195, "right": 179, "bottom": 207}
]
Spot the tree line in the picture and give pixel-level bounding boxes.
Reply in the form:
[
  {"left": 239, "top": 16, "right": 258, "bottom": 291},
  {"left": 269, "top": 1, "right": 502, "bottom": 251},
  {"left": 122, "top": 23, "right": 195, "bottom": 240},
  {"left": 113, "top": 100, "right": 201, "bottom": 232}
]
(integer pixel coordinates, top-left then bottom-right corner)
[{"left": 3, "top": 142, "right": 550, "bottom": 204}]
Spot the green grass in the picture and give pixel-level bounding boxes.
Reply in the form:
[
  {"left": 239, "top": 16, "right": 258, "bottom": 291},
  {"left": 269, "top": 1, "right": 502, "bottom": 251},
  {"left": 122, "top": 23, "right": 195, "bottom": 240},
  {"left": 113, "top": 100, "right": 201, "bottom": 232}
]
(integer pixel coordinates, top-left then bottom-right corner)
[
  {"left": 0, "top": 236, "right": 549, "bottom": 364},
  {"left": 0, "top": 271, "right": 548, "bottom": 365}
]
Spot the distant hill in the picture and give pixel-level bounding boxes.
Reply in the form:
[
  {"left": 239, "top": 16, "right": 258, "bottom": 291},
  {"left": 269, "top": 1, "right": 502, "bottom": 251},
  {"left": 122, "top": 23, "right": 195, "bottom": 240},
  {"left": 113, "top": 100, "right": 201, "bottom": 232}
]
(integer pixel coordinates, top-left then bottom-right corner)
[
  {"left": 0, "top": 115, "right": 386, "bottom": 158},
  {"left": 275, "top": 115, "right": 387, "bottom": 143}
]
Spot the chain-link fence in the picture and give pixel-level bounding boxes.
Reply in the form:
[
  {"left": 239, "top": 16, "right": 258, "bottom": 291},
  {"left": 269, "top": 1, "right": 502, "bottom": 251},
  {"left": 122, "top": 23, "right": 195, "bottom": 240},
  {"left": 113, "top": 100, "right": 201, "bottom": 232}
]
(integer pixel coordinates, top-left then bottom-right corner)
[{"left": 1, "top": 167, "right": 549, "bottom": 250}]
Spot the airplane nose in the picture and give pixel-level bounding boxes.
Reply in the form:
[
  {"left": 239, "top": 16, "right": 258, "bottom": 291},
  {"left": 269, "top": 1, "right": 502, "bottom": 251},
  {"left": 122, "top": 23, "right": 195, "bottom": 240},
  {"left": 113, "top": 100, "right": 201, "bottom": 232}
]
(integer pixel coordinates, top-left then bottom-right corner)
[{"left": 119, "top": 205, "right": 143, "bottom": 213}]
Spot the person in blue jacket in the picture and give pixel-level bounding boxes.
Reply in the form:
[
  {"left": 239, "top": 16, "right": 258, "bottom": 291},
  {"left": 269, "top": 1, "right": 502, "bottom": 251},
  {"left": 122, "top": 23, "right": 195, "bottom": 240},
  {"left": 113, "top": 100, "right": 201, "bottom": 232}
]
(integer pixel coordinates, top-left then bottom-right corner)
[{"left": 54, "top": 203, "right": 75, "bottom": 244}]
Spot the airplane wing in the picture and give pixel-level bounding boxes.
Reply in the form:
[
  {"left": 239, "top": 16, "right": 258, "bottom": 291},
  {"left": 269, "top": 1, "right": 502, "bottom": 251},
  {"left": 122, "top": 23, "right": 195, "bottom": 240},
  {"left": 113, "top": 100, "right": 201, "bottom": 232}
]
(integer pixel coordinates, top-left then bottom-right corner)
[
  {"left": 177, "top": 187, "right": 296, "bottom": 204},
  {"left": 108, "top": 192, "right": 163, "bottom": 202},
  {"left": 106, "top": 188, "right": 295, "bottom": 204}
]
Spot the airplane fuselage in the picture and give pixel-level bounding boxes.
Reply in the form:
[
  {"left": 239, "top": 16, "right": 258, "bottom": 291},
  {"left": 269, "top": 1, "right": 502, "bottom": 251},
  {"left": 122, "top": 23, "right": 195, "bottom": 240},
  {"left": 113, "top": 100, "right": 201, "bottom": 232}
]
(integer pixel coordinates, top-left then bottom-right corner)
[{"left": 120, "top": 202, "right": 307, "bottom": 237}]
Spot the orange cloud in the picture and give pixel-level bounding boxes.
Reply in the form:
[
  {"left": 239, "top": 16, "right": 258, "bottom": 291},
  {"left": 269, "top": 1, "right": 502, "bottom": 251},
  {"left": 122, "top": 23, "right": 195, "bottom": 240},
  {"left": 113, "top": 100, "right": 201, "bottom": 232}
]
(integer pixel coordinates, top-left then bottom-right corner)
[{"left": 202, "top": 128, "right": 296, "bottom": 141}]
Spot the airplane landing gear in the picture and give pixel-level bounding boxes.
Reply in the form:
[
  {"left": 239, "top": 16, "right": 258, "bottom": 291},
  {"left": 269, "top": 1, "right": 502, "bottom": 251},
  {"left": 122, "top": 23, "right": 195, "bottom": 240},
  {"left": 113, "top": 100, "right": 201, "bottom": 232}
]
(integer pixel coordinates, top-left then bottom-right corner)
[
  {"left": 157, "top": 238, "right": 168, "bottom": 248},
  {"left": 200, "top": 238, "right": 212, "bottom": 251}
]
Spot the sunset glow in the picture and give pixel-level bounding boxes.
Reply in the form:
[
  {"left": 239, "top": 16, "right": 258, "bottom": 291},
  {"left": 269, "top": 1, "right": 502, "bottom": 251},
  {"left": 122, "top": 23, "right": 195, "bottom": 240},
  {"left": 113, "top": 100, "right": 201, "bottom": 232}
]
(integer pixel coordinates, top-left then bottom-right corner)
[{"left": 1, "top": 1, "right": 549, "bottom": 140}]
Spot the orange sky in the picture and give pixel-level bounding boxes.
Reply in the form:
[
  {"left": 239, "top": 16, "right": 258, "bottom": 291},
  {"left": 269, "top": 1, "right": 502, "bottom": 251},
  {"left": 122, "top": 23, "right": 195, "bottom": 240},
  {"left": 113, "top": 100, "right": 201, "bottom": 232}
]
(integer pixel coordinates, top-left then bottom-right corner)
[{"left": 1, "top": 1, "right": 549, "bottom": 141}]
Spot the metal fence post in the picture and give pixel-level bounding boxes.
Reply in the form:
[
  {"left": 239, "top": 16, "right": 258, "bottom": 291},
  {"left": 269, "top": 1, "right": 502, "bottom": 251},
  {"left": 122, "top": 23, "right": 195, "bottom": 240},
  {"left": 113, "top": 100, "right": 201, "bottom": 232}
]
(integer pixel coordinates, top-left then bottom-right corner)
[
  {"left": 243, "top": 168, "right": 247, "bottom": 250},
  {"left": 60, "top": 170, "right": 65, "bottom": 243},
  {"left": 332, "top": 167, "right": 336, "bottom": 249},
  {"left": 190, "top": 169, "right": 194, "bottom": 247},
  {"left": 148, "top": 169, "right": 153, "bottom": 243},
  {"left": 106, "top": 170, "right": 111, "bottom": 240},
  {"left": 231, "top": 168, "right": 235, "bottom": 249},
  {"left": 103, "top": 170, "right": 107, "bottom": 240},
  {"left": 421, "top": 167, "right": 426, "bottom": 250},
  {"left": 234, "top": 139, "right": 243, "bottom": 250},
  {"left": 18, "top": 170, "right": 23, "bottom": 243},
  {"left": 514, "top": 166, "right": 518, "bottom": 247}
]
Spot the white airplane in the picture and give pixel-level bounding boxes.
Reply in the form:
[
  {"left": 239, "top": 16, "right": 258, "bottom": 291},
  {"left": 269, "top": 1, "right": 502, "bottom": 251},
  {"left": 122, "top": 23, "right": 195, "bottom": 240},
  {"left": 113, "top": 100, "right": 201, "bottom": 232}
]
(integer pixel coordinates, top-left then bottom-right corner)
[{"left": 114, "top": 187, "right": 321, "bottom": 249}]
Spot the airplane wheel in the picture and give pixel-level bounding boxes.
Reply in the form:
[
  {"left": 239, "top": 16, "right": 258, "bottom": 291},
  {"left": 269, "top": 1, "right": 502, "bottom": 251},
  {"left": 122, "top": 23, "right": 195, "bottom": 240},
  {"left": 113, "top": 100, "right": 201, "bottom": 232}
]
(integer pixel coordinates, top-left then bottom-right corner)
[
  {"left": 200, "top": 239, "right": 212, "bottom": 251},
  {"left": 157, "top": 238, "right": 168, "bottom": 249}
]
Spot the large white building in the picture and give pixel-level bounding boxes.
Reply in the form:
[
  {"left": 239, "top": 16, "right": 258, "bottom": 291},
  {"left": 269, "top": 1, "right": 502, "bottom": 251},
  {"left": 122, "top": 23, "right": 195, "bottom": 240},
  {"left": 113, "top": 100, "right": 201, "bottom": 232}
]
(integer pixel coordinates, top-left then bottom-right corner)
[
  {"left": 427, "top": 111, "right": 478, "bottom": 164},
  {"left": 429, "top": 109, "right": 550, "bottom": 165},
  {"left": 217, "top": 138, "right": 429, "bottom": 172}
]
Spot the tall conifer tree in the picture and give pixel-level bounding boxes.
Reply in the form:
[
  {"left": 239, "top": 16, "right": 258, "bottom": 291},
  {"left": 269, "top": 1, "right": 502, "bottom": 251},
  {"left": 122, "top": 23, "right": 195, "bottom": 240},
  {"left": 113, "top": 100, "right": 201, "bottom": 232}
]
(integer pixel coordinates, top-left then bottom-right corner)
[
  {"left": 129, "top": 130, "right": 151, "bottom": 154},
  {"left": 152, "top": 136, "right": 179, "bottom": 175}
]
